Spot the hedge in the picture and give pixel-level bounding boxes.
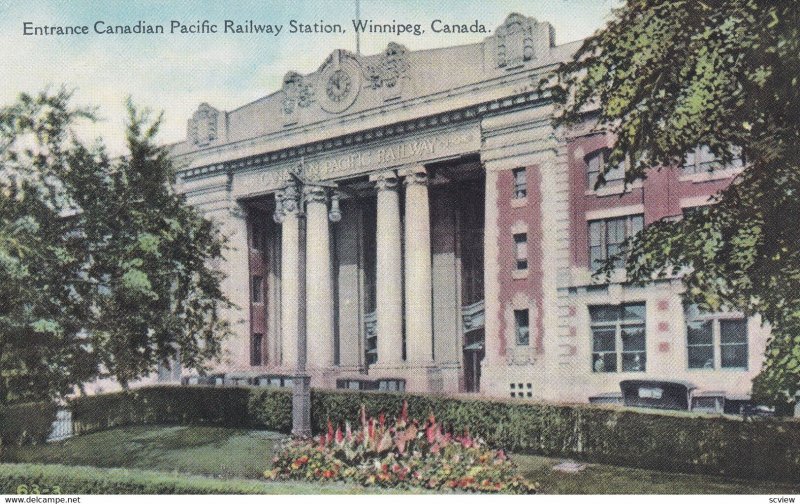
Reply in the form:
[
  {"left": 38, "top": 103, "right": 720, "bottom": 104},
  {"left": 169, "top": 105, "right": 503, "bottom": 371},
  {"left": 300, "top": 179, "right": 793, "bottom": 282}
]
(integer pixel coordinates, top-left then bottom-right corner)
[
  {"left": 64, "top": 385, "right": 800, "bottom": 483},
  {"left": 0, "top": 401, "right": 58, "bottom": 458},
  {"left": 0, "top": 463, "right": 287, "bottom": 494}
]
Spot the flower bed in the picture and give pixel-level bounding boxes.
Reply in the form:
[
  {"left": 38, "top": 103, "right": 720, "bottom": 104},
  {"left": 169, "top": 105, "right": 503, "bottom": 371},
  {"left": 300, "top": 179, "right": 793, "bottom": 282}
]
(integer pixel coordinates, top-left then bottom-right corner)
[{"left": 266, "top": 401, "right": 537, "bottom": 494}]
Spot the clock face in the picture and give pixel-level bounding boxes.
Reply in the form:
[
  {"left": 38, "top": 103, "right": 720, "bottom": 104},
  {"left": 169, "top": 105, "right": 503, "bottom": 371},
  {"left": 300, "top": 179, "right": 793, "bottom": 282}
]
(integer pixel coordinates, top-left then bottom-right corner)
[
  {"left": 327, "top": 69, "right": 352, "bottom": 103},
  {"left": 318, "top": 55, "right": 361, "bottom": 113}
]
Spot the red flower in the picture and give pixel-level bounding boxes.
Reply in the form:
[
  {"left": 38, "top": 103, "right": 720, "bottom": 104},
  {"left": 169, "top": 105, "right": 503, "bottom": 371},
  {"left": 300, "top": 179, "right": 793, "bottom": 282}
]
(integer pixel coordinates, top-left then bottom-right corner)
[
  {"left": 379, "top": 411, "right": 386, "bottom": 427},
  {"left": 327, "top": 418, "right": 334, "bottom": 443}
]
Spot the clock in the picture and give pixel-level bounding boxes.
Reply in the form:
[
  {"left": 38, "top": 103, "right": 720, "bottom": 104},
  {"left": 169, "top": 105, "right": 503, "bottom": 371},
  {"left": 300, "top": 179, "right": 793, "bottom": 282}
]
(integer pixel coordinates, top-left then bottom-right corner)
[{"left": 318, "top": 51, "right": 361, "bottom": 113}]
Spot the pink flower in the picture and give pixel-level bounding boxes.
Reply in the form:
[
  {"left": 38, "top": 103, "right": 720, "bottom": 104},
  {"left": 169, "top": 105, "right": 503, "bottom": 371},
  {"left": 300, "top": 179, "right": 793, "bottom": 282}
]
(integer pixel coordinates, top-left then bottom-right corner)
[
  {"left": 335, "top": 424, "right": 344, "bottom": 444},
  {"left": 400, "top": 400, "right": 409, "bottom": 423}
]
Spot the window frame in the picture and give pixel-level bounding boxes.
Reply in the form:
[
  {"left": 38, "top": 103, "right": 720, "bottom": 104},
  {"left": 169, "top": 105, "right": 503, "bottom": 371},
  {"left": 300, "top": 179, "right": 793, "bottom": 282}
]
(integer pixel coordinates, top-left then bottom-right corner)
[
  {"left": 685, "top": 309, "right": 748, "bottom": 370},
  {"left": 588, "top": 214, "right": 644, "bottom": 271},
  {"left": 586, "top": 149, "right": 626, "bottom": 189},
  {"left": 590, "top": 303, "right": 647, "bottom": 373},
  {"left": 513, "top": 233, "right": 528, "bottom": 271},
  {"left": 681, "top": 145, "right": 744, "bottom": 175},
  {"left": 514, "top": 309, "right": 530, "bottom": 346},
  {"left": 512, "top": 167, "right": 527, "bottom": 199}
]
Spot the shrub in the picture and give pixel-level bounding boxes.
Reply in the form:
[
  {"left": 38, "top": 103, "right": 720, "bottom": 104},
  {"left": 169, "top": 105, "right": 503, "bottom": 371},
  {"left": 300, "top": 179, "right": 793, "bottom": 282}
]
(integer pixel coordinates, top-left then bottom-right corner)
[
  {"left": 65, "top": 385, "right": 800, "bottom": 483},
  {"left": 267, "top": 401, "right": 537, "bottom": 494},
  {"left": 0, "top": 401, "right": 58, "bottom": 458},
  {"left": 0, "top": 463, "right": 277, "bottom": 494},
  {"left": 69, "top": 385, "right": 252, "bottom": 435}
]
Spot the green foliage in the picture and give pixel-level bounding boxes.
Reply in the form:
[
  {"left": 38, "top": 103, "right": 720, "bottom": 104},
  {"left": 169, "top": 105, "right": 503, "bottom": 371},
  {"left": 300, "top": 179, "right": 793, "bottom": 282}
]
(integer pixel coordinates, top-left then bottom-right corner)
[
  {"left": 0, "top": 463, "right": 281, "bottom": 495},
  {"left": 74, "top": 386, "right": 800, "bottom": 483},
  {"left": 0, "top": 401, "right": 58, "bottom": 459},
  {"left": 554, "top": 0, "right": 800, "bottom": 403},
  {"left": 268, "top": 402, "right": 538, "bottom": 493},
  {"left": 0, "top": 90, "right": 232, "bottom": 404},
  {"left": 69, "top": 386, "right": 253, "bottom": 434}
]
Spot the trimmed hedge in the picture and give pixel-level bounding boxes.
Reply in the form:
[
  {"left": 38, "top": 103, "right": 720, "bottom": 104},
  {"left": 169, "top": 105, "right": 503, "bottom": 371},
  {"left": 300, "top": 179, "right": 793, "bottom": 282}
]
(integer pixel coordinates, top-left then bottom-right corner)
[
  {"left": 0, "top": 401, "right": 58, "bottom": 458},
  {"left": 0, "top": 463, "right": 284, "bottom": 494},
  {"left": 66, "top": 385, "right": 800, "bottom": 483}
]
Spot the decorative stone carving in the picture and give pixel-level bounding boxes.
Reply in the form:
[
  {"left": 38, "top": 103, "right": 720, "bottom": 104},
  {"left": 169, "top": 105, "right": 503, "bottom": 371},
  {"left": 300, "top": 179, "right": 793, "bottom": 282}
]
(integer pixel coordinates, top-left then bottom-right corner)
[
  {"left": 281, "top": 71, "right": 315, "bottom": 124},
  {"left": 188, "top": 103, "right": 219, "bottom": 146},
  {"left": 317, "top": 50, "right": 362, "bottom": 114},
  {"left": 366, "top": 42, "right": 410, "bottom": 99},
  {"left": 495, "top": 13, "right": 535, "bottom": 69},
  {"left": 373, "top": 171, "right": 399, "bottom": 192},
  {"left": 277, "top": 182, "right": 302, "bottom": 217}
]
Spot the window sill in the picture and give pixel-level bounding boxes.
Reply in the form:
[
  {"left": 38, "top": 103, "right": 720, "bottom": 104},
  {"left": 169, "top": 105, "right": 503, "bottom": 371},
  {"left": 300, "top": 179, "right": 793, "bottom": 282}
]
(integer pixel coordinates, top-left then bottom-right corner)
[
  {"left": 585, "top": 181, "right": 643, "bottom": 197},
  {"left": 511, "top": 269, "right": 529, "bottom": 280},
  {"left": 511, "top": 197, "right": 527, "bottom": 208},
  {"left": 679, "top": 168, "right": 743, "bottom": 184}
]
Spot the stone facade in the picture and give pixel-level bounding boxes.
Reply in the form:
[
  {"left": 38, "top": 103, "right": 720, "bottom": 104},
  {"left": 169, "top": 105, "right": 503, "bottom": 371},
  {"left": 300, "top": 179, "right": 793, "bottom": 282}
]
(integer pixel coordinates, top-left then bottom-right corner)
[{"left": 169, "top": 13, "right": 767, "bottom": 410}]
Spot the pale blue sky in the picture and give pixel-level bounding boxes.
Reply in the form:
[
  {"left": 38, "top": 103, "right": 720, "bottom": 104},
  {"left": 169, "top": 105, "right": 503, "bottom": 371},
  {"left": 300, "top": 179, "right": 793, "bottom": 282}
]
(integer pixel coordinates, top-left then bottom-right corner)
[{"left": 0, "top": 0, "right": 620, "bottom": 153}]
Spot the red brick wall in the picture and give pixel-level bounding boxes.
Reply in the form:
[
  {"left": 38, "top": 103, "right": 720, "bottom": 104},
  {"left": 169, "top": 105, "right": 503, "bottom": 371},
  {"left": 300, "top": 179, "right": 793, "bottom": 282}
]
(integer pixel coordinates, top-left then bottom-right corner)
[
  {"left": 494, "top": 165, "right": 545, "bottom": 355},
  {"left": 567, "top": 133, "right": 735, "bottom": 268}
]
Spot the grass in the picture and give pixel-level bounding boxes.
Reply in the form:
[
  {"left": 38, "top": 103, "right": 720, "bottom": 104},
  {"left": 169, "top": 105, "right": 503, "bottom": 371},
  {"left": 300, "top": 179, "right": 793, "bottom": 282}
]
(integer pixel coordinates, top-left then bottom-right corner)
[
  {"left": 6, "top": 425, "right": 800, "bottom": 494},
  {"left": 513, "top": 454, "right": 800, "bottom": 494},
  {"left": 6, "top": 425, "right": 279, "bottom": 480}
]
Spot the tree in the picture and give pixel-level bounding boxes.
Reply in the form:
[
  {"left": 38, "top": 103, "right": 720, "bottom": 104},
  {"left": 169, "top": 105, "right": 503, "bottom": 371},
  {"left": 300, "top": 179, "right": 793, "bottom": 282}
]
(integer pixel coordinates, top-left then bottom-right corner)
[
  {"left": 554, "top": 0, "right": 800, "bottom": 405},
  {"left": 0, "top": 89, "right": 232, "bottom": 404}
]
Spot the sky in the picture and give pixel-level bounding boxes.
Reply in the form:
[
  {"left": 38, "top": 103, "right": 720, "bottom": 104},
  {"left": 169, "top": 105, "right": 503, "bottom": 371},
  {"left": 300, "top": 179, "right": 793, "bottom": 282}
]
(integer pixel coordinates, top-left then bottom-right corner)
[{"left": 0, "top": 0, "right": 621, "bottom": 154}]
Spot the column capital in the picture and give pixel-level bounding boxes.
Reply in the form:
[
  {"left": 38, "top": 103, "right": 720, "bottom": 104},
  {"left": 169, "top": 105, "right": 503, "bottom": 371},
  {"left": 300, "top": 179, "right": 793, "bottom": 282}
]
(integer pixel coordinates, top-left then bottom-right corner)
[
  {"left": 370, "top": 170, "right": 399, "bottom": 192},
  {"left": 303, "top": 185, "right": 328, "bottom": 205},
  {"left": 400, "top": 165, "right": 429, "bottom": 187},
  {"left": 276, "top": 183, "right": 302, "bottom": 218}
]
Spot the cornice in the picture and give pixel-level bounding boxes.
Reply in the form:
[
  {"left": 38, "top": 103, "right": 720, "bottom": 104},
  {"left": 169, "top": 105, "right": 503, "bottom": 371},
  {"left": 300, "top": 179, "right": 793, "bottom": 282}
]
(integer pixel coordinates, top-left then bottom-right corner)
[{"left": 177, "top": 87, "right": 554, "bottom": 182}]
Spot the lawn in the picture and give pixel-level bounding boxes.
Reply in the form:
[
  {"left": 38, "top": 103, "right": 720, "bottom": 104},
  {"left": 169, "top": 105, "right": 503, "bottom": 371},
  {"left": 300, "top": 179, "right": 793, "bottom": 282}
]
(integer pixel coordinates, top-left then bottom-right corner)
[{"left": 6, "top": 425, "right": 800, "bottom": 494}]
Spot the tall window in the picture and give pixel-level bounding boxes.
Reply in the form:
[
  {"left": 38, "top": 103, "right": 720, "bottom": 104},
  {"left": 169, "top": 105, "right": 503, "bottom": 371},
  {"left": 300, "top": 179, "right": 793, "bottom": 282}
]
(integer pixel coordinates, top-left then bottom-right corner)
[
  {"left": 512, "top": 168, "right": 527, "bottom": 199},
  {"left": 588, "top": 214, "right": 644, "bottom": 270},
  {"left": 682, "top": 145, "right": 744, "bottom": 175},
  {"left": 514, "top": 309, "right": 530, "bottom": 346},
  {"left": 250, "top": 220, "right": 265, "bottom": 251},
  {"left": 591, "top": 303, "right": 646, "bottom": 373},
  {"left": 250, "top": 333, "right": 263, "bottom": 366},
  {"left": 251, "top": 275, "right": 263, "bottom": 303},
  {"left": 513, "top": 233, "right": 528, "bottom": 270},
  {"left": 686, "top": 306, "right": 748, "bottom": 369},
  {"left": 586, "top": 149, "right": 625, "bottom": 189}
]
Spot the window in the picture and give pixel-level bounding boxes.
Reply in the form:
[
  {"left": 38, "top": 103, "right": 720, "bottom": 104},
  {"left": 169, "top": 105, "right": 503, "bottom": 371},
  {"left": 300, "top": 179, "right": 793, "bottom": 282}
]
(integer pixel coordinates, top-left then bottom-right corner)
[
  {"left": 250, "top": 333, "right": 263, "bottom": 366},
  {"left": 586, "top": 149, "right": 625, "bottom": 189},
  {"left": 513, "top": 233, "right": 528, "bottom": 270},
  {"left": 686, "top": 306, "right": 748, "bottom": 369},
  {"left": 591, "top": 303, "right": 646, "bottom": 373},
  {"left": 514, "top": 309, "right": 529, "bottom": 346},
  {"left": 682, "top": 145, "right": 744, "bottom": 175},
  {"left": 588, "top": 214, "right": 644, "bottom": 270},
  {"left": 250, "top": 220, "right": 265, "bottom": 251},
  {"left": 512, "top": 168, "right": 527, "bottom": 198},
  {"left": 251, "top": 275, "right": 263, "bottom": 303}
]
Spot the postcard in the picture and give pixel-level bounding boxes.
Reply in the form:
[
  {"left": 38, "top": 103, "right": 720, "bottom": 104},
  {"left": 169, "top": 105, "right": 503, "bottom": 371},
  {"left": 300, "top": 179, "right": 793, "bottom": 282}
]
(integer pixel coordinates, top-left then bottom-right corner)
[{"left": 1, "top": 0, "right": 798, "bottom": 501}]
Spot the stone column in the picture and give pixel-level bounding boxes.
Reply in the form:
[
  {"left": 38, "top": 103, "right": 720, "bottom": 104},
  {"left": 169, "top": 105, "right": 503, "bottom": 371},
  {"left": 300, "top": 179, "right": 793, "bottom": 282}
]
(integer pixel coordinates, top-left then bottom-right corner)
[
  {"left": 278, "top": 184, "right": 301, "bottom": 368},
  {"left": 371, "top": 171, "right": 404, "bottom": 367},
  {"left": 401, "top": 166, "right": 434, "bottom": 365},
  {"left": 304, "top": 185, "right": 335, "bottom": 371}
]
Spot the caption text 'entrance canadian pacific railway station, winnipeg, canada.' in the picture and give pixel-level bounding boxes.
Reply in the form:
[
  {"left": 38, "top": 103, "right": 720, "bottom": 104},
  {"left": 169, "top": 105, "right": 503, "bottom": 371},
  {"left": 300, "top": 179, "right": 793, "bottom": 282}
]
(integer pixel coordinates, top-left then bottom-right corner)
[{"left": 166, "top": 11, "right": 766, "bottom": 412}]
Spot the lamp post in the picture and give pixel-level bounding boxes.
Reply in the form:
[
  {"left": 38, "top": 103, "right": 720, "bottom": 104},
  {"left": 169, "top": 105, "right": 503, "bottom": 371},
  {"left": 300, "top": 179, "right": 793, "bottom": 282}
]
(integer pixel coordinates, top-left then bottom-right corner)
[{"left": 273, "top": 166, "right": 340, "bottom": 438}]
